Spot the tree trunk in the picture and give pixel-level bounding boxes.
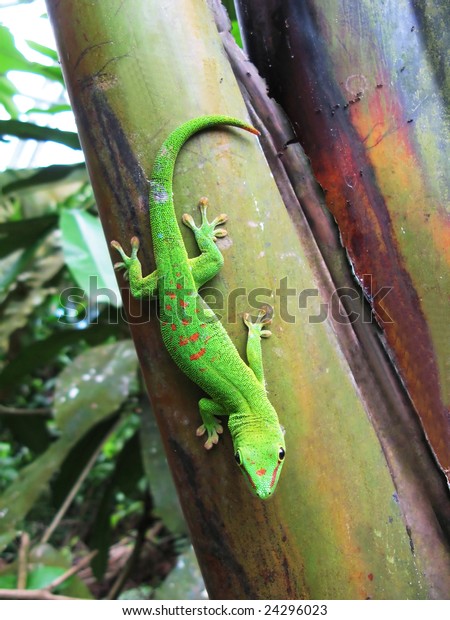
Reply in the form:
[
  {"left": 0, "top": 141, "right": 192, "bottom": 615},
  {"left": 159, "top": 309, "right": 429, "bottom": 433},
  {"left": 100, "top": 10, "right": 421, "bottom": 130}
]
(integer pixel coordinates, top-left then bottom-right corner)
[{"left": 46, "top": 0, "right": 449, "bottom": 599}]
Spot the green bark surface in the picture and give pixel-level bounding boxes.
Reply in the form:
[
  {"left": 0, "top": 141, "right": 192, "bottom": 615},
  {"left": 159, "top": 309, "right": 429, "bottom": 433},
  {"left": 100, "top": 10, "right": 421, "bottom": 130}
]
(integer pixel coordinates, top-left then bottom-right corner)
[{"left": 236, "top": 0, "right": 450, "bottom": 483}]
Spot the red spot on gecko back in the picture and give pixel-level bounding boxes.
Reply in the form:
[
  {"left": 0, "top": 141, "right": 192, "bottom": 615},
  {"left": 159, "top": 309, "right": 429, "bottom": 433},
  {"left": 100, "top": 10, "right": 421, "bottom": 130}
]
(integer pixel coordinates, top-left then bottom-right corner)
[
  {"left": 171, "top": 324, "right": 176, "bottom": 331},
  {"left": 176, "top": 283, "right": 182, "bottom": 289},
  {"left": 190, "top": 332, "right": 199, "bottom": 342},
  {"left": 167, "top": 292, "right": 176, "bottom": 299},
  {"left": 256, "top": 468, "right": 267, "bottom": 477},
  {"left": 176, "top": 272, "right": 181, "bottom": 277},
  {"left": 180, "top": 300, "right": 188, "bottom": 308},
  {"left": 165, "top": 304, "right": 172, "bottom": 311},
  {"left": 182, "top": 319, "right": 190, "bottom": 325},
  {"left": 368, "top": 573, "right": 374, "bottom": 581},
  {"left": 190, "top": 348, "right": 206, "bottom": 361},
  {"left": 179, "top": 336, "right": 189, "bottom": 346}
]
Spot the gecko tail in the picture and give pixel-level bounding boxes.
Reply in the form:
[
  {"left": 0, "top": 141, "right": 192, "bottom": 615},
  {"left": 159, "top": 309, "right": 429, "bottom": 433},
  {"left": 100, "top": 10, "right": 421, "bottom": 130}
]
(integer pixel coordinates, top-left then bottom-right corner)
[
  {"left": 151, "top": 115, "right": 260, "bottom": 178},
  {"left": 148, "top": 115, "right": 259, "bottom": 246},
  {"left": 243, "top": 124, "right": 260, "bottom": 136}
]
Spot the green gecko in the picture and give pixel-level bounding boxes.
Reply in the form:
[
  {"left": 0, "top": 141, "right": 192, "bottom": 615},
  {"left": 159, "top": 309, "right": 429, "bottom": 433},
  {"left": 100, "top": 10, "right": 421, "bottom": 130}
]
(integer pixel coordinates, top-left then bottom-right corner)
[{"left": 111, "top": 115, "right": 285, "bottom": 499}]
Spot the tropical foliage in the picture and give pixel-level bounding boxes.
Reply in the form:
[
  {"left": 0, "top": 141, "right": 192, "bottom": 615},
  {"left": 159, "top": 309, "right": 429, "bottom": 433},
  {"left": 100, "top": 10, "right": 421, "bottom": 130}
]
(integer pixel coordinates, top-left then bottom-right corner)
[{"left": 0, "top": 10, "right": 202, "bottom": 600}]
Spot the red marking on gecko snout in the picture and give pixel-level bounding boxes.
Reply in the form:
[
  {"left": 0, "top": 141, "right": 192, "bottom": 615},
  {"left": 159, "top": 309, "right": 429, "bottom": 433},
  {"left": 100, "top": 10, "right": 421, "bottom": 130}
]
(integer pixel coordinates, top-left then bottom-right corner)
[
  {"left": 176, "top": 272, "right": 181, "bottom": 277},
  {"left": 190, "top": 348, "right": 206, "bottom": 361},
  {"left": 270, "top": 463, "right": 281, "bottom": 488},
  {"left": 256, "top": 468, "right": 266, "bottom": 477}
]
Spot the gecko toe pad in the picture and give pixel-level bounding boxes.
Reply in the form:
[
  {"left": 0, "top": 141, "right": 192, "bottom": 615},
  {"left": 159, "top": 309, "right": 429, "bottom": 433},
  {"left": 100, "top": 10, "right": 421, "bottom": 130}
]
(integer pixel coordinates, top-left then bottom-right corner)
[{"left": 196, "top": 418, "right": 223, "bottom": 450}]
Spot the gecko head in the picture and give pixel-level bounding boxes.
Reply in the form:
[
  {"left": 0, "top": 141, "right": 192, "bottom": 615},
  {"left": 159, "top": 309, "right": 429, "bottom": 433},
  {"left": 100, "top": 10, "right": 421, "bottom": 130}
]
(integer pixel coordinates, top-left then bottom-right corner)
[{"left": 233, "top": 435, "right": 286, "bottom": 500}]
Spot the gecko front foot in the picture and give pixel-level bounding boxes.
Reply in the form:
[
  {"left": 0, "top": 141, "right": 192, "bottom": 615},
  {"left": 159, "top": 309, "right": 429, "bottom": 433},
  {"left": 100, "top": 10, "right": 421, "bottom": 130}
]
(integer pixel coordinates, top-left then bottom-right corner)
[
  {"left": 243, "top": 305, "right": 273, "bottom": 339},
  {"left": 182, "top": 197, "right": 228, "bottom": 241},
  {"left": 196, "top": 418, "right": 223, "bottom": 450},
  {"left": 197, "top": 397, "right": 224, "bottom": 450},
  {"left": 111, "top": 236, "right": 140, "bottom": 278}
]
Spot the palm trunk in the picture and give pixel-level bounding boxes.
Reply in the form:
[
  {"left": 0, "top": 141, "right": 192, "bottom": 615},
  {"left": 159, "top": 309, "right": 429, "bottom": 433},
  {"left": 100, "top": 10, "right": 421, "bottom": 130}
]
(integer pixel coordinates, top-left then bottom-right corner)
[{"left": 46, "top": 0, "right": 449, "bottom": 599}]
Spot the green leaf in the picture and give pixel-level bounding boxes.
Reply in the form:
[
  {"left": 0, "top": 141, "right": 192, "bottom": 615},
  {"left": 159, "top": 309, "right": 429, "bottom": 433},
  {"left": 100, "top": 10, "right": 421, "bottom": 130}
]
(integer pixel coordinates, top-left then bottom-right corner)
[
  {"left": 25, "top": 103, "right": 72, "bottom": 115},
  {"left": 25, "top": 40, "right": 59, "bottom": 62},
  {"left": 0, "top": 215, "right": 57, "bottom": 259},
  {"left": 0, "top": 119, "right": 80, "bottom": 149},
  {"left": 0, "top": 75, "right": 18, "bottom": 98},
  {"left": 1, "top": 411, "right": 50, "bottom": 455},
  {"left": 153, "top": 546, "right": 206, "bottom": 600},
  {"left": 230, "top": 20, "right": 243, "bottom": 49},
  {"left": 0, "top": 542, "right": 92, "bottom": 598},
  {"left": 0, "top": 75, "right": 20, "bottom": 118},
  {"left": 0, "top": 282, "right": 59, "bottom": 354},
  {"left": 26, "top": 565, "right": 65, "bottom": 590},
  {"left": 0, "top": 245, "right": 39, "bottom": 299},
  {"left": 89, "top": 432, "right": 143, "bottom": 579},
  {"left": 0, "top": 574, "right": 16, "bottom": 589},
  {"left": 0, "top": 322, "right": 117, "bottom": 392},
  {"left": 60, "top": 209, "right": 121, "bottom": 307},
  {"left": 0, "top": 24, "right": 34, "bottom": 72},
  {"left": 0, "top": 341, "right": 138, "bottom": 550},
  {"left": 115, "top": 432, "right": 143, "bottom": 496},
  {"left": 0, "top": 24, "right": 63, "bottom": 83},
  {"left": 51, "top": 417, "right": 116, "bottom": 507},
  {"left": 119, "top": 585, "right": 153, "bottom": 600},
  {"left": 0, "top": 232, "right": 64, "bottom": 357},
  {"left": 140, "top": 404, "right": 186, "bottom": 536},
  {"left": 84, "top": 483, "right": 114, "bottom": 580},
  {"left": 2, "top": 163, "right": 86, "bottom": 194},
  {"left": 26, "top": 543, "right": 93, "bottom": 598},
  {"left": 53, "top": 340, "right": 138, "bottom": 431}
]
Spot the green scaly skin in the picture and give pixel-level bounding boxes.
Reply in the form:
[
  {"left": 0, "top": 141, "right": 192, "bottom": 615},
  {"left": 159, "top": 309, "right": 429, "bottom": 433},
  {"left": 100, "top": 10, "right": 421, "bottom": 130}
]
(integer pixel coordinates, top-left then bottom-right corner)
[{"left": 111, "top": 116, "right": 286, "bottom": 499}]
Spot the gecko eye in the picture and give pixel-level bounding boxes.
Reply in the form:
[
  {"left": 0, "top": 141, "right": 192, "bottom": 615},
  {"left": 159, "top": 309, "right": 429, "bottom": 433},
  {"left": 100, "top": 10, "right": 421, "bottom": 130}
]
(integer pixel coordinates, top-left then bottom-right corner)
[
  {"left": 278, "top": 447, "right": 286, "bottom": 462},
  {"left": 234, "top": 450, "right": 242, "bottom": 466}
]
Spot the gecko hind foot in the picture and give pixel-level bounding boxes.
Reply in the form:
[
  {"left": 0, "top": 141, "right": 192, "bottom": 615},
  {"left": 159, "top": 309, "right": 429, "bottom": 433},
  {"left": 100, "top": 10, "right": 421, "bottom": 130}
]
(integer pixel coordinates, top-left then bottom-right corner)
[
  {"left": 182, "top": 197, "right": 228, "bottom": 241},
  {"left": 111, "top": 237, "right": 140, "bottom": 273},
  {"left": 243, "top": 305, "right": 273, "bottom": 339}
]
